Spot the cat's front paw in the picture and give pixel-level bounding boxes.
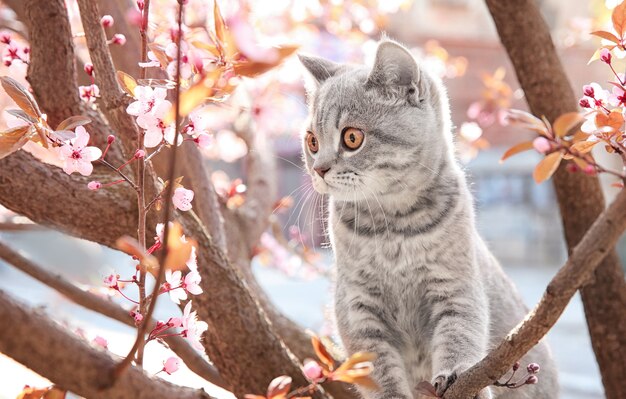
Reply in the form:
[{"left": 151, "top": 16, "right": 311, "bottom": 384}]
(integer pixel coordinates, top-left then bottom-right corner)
[{"left": 432, "top": 372, "right": 492, "bottom": 399}]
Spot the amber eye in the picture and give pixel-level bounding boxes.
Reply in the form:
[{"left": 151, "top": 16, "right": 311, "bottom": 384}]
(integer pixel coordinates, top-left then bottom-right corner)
[
  {"left": 306, "top": 132, "right": 319, "bottom": 153},
  {"left": 342, "top": 127, "right": 364, "bottom": 150}
]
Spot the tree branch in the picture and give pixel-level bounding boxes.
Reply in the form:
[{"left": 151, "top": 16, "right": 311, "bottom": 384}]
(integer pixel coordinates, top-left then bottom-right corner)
[
  {"left": 76, "top": 0, "right": 142, "bottom": 160},
  {"left": 445, "top": 188, "right": 626, "bottom": 398},
  {"left": 0, "top": 239, "right": 228, "bottom": 390},
  {"left": 484, "top": 1, "right": 626, "bottom": 397},
  {"left": 0, "top": 289, "right": 213, "bottom": 399}
]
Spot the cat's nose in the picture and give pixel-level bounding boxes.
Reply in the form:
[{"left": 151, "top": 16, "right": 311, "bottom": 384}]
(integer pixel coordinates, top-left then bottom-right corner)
[{"left": 314, "top": 167, "right": 330, "bottom": 178}]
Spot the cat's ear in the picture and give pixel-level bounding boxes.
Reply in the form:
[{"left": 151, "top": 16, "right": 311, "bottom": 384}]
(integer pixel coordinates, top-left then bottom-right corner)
[
  {"left": 298, "top": 54, "right": 341, "bottom": 86},
  {"left": 367, "top": 40, "right": 419, "bottom": 87}
]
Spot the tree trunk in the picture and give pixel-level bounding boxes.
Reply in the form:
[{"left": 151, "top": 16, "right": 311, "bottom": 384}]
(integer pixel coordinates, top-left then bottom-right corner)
[{"left": 484, "top": 1, "right": 626, "bottom": 398}]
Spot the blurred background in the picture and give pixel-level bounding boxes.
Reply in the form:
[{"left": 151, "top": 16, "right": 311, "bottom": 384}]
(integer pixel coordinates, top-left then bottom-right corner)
[{"left": 0, "top": 0, "right": 624, "bottom": 398}]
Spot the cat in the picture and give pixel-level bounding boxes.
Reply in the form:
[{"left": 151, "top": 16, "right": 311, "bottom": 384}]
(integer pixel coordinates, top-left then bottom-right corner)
[{"left": 298, "top": 39, "right": 559, "bottom": 399}]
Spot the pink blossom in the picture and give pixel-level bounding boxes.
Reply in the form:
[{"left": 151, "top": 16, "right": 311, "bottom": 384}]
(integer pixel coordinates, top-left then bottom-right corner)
[
  {"left": 57, "top": 126, "right": 102, "bottom": 176},
  {"left": 88, "top": 181, "right": 102, "bottom": 190},
  {"left": 186, "top": 246, "right": 197, "bottom": 272},
  {"left": 600, "top": 48, "right": 612, "bottom": 64},
  {"left": 138, "top": 51, "right": 161, "bottom": 68},
  {"left": 165, "top": 42, "right": 192, "bottom": 80},
  {"left": 180, "top": 301, "right": 208, "bottom": 351},
  {"left": 184, "top": 271, "right": 203, "bottom": 295},
  {"left": 79, "top": 84, "right": 100, "bottom": 103},
  {"left": 194, "top": 133, "right": 213, "bottom": 148},
  {"left": 184, "top": 111, "right": 210, "bottom": 136},
  {"left": 172, "top": 187, "right": 194, "bottom": 211},
  {"left": 134, "top": 149, "right": 146, "bottom": 158},
  {"left": 303, "top": 359, "right": 324, "bottom": 382},
  {"left": 127, "top": 86, "right": 173, "bottom": 147},
  {"left": 112, "top": 33, "right": 126, "bottom": 45},
  {"left": 609, "top": 85, "right": 626, "bottom": 107},
  {"left": 133, "top": 311, "right": 143, "bottom": 323},
  {"left": 84, "top": 63, "right": 94, "bottom": 76},
  {"left": 581, "top": 82, "right": 609, "bottom": 108},
  {"left": 92, "top": 336, "right": 109, "bottom": 349},
  {"left": 532, "top": 137, "right": 551, "bottom": 154},
  {"left": 104, "top": 273, "right": 118, "bottom": 288},
  {"left": 100, "top": 15, "right": 114, "bottom": 28},
  {"left": 165, "top": 270, "right": 186, "bottom": 304},
  {"left": 162, "top": 357, "right": 180, "bottom": 375}
]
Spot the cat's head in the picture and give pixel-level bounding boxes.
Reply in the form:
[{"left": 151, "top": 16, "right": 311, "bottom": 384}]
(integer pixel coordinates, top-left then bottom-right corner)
[{"left": 298, "top": 39, "right": 452, "bottom": 202}]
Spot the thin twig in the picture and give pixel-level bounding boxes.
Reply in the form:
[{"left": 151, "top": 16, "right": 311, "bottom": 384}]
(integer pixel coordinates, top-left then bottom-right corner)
[
  {"left": 98, "top": 159, "right": 138, "bottom": 190},
  {"left": 135, "top": 0, "right": 151, "bottom": 366},
  {"left": 115, "top": 0, "right": 184, "bottom": 378}
]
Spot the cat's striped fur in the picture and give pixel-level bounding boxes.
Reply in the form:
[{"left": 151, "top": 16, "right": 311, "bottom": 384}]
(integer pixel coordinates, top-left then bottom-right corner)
[{"left": 299, "top": 40, "right": 558, "bottom": 399}]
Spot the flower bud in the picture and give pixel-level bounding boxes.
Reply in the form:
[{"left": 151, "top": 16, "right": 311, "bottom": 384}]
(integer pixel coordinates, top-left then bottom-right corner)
[
  {"left": 526, "top": 363, "right": 540, "bottom": 374},
  {"left": 84, "top": 62, "right": 94, "bottom": 76},
  {"left": 579, "top": 98, "right": 591, "bottom": 108},
  {"left": 163, "top": 357, "right": 180, "bottom": 375},
  {"left": 533, "top": 137, "right": 551, "bottom": 154},
  {"left": 88, "top": 181, "right": 102, "bottom": 190},
  {"left": 583, "top": 164, "right": 596, "bottom": 175},
  {"left": 107, "top": 134, "right": 116, "bottom": 144},
  {"left": 526, "top": 375, "right": 538, "bottom": 385},
  {"left": 600, "top": 48, "right": 612, "bottom": 64},
  {"left": 512, "top": 361, "right": 520, "bottom": 371},
  {"left": 100, "top": 15, "right": 114, "bottom": 28},
  {"left": 303, "top": 359, "right": 324, "bottom": 381},
  {"left": 566, "top": 163, "right": 579, "bottom": 173},
  {"left": 134, "top": 149, "right": 146, "bottom": 159},
  {"left": 112, "top": 34, "right": 126, "bottom": 46},
  {"left": 583, "top": 85, "right": 595, "bottom": 98},
  {"left": 137, "top": 0, "right": 145, "bottom": 10}
]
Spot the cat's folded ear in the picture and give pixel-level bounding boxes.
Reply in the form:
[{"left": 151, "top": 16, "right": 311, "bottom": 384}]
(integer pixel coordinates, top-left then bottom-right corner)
[
  {"left": 367, "top": 40, "right": 420, "bottom": 88},
  {"left": 298, "top": 54, "right": 342, "bottom": 88}
]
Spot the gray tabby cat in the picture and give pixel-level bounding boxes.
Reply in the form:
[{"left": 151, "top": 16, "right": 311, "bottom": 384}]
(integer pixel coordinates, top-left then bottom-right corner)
[{"left": 298, "top": 40, "right": 558, "bottom": 399}]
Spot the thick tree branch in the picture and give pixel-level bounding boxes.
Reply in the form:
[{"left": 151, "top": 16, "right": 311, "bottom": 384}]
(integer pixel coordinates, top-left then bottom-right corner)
[
  {"left": 0, "top": 290, "right": 213, "bottom": 399},
  {"left": 445, "top": 188, "right": 626, "bottom": 398},
  {"left": 484, "top": 1, "right": 626, "bottom": 397},
  {"left": 0, "top": 240, "right": 227, "bottom": 390}
]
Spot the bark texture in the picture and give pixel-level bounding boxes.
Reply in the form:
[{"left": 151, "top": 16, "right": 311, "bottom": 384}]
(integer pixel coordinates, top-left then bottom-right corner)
[
  {"left": 446, "top": 188, "right": 626, "bottom": 398},
  {"left": 0, "top": 290, "right": 213, "bottom": 399},
  {"left": 484, "top": 2, "right": 626, "bottom": 398}
]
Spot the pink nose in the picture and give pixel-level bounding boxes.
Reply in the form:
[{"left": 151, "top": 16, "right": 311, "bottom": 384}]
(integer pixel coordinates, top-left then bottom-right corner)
[{"left": 314, "top": 167, "right": 330, "bottom": 178}]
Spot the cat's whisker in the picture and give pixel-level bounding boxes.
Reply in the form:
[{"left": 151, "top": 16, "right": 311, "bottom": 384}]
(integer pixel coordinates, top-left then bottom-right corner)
[
  {"left": 364, "top": 184, "right": 391, "bottom": 241},
  {"left": 360, "top": 186, "right": 380, "bottom": 254},
  {"left": 272, "top": 182, "right": 311, "bottom": 216},
  {"left": 284, "top": 184, "right": 314, "bottom": 233}
]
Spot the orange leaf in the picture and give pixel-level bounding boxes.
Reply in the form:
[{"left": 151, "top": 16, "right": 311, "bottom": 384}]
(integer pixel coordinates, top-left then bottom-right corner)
[
  {"left": 591, "top": 30, "right": 621, "bottom": 44},
  {"left": 613, "top": 1, "right": 626, "bottom": 38},
  {"left": 56, "top": 115, "right": 91, "bottom": 131},
  {"left": 213, "top": 0, "right": 228, "bottom": 45},
  {"left": 43, "top": 388, "right": 66, "bottom": 399},
  {"left": 147, "top": 43, "right": 171, "bottom": 68},
  {"left": 335, "top": 351, "right": 376, "bottom": 373},
  {"left": 192, "top": 40, "right": 221, "bottom": 58},
  {"left": 500, "top": 141, "right": 534, "bottom": 163},
  {"left": 116, "top": 71, "right": 137, "bottom": 97},
  {"left": 573, "top": 157, "right": 590, "bottom": 169},
  {"left": 243, "top": 396, "right": 266, "bottom": 399},
  {"left": 266, "top": 376, "right": 292, "bottom": 399},
  {"left": 233, "top": 45, "right": 299, "bottom": 78},
  {"left": 570, "top": 140, "right": 599, "bottom": 155},
  {"left": 0, "top": 124, "right": 35, "bottom": 159},
  {"left": 163, "top": 222, "right": 197, "bottom": 272},
  {"left": 553, "top": 112, "right": 584, "bottom": 137},
  {"left": 115, "top": 236, "right": 158, "bottom": 273},
  {"left": 533, "top": 152, "right": 563, "bottom": 184},
  {"left": 311, "top": 335, "right": 336, "bottom": 371},
  {"left": 594, "top": 110, "right": 624, "bottom": 132},
  {"left": 1, "top": 76, "right": 42, "bottom": 119}
]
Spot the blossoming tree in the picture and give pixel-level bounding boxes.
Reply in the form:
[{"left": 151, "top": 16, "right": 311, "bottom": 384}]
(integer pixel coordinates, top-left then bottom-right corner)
[{"left": 0, "top": 1, "right": 626, "bottom": 399}]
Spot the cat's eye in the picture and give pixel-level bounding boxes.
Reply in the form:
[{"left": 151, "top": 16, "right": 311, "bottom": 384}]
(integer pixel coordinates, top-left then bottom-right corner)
[
  {"left": 306, "top": 132, "right": 319, "bottom": 153},
  {"left": 342, "top": 127, "right": 364, "bottom": 150}
]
